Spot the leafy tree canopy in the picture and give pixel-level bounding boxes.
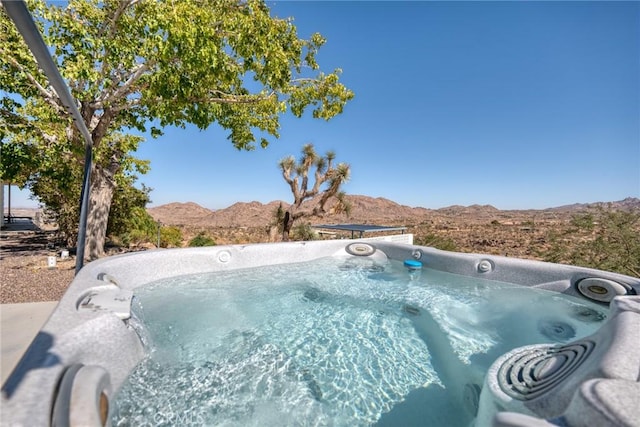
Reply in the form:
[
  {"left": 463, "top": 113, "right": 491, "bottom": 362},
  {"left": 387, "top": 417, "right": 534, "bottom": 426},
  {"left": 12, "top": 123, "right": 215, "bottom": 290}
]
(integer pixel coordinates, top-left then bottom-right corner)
[
  {"left": 1, "top": 0, "right": 353, "bottom": 258},
  {"left": 1, "top": 0, "right": 353, "bottom": 148}
]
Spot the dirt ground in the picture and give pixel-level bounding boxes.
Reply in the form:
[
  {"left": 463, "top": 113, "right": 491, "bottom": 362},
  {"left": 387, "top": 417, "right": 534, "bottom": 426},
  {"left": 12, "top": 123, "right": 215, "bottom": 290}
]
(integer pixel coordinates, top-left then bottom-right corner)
[{"left": 1, "top": 224, "right": 75, "bottom": 304}]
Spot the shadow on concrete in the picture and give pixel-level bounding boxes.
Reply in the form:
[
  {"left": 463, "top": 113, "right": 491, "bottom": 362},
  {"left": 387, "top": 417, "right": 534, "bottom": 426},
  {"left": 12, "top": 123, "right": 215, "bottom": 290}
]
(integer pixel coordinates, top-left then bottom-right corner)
[
  {"left": 2, "top": 217, "right": 40, "bottom": 232},
  {"left": 1, "top": 331, "right": 60, "bottom": 399}
]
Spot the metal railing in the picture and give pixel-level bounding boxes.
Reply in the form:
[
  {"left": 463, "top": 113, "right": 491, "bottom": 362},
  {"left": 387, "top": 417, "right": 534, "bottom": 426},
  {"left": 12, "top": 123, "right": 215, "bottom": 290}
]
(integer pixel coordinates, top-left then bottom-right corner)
[{"left": 2, "top": 0, "right": 93, "bottom": 274}]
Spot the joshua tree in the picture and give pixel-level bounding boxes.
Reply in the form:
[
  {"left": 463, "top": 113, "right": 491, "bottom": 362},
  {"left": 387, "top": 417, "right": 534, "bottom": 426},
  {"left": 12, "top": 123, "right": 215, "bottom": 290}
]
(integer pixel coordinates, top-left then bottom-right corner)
[{"left": 278, "top": 143, "right": 351, "bottom": 241}]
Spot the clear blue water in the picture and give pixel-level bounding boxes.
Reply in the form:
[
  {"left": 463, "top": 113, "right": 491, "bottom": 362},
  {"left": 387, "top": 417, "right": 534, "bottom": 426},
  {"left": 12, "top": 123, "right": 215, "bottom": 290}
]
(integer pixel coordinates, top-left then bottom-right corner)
[{"left": 110, "top": 256, "right": 607, "bottom": 427}]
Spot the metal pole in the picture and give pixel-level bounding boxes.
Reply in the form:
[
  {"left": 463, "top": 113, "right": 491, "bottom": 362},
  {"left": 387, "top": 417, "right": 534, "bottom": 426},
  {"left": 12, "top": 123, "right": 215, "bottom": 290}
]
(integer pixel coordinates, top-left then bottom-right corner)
[
  {"left": 2, "top": 0, "right": 94, "bottom": 274},
  {"left": 7, "top": 184, "right": 11, "bottom": 223},
  {"left": 75, "top": 150, "right": 92, "bottom": 273}
]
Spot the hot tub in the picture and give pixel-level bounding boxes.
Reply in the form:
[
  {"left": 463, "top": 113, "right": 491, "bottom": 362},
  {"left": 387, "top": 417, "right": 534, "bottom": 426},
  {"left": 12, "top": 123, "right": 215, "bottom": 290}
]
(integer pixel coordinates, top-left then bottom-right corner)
[{"left": 2, "top": 240, "right": 639, "bottom": 426}]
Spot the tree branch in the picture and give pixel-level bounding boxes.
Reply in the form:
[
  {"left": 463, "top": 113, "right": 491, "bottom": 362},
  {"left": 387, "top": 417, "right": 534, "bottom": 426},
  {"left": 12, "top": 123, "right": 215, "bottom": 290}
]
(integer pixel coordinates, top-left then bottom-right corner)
[
  {"left": 91, "top": 108, "right": 114, "bottom": 147},
  {"left": 303, "top": 166, "right": 328, "bottom": 200},
  {"left": 98, "top": 0, "right": 140, "bottom": 40},
  {"left": 290, "top": 207, "right": 318, "bottom": 221},
  {"left": 109, "top": 97, "right": 141, "bottom": 113},
  {"left": 96, "top": 62, "right": 150, "bottom": 106},
  {"left": 290, "top": 77, "right": 318, "bottom": 84},
  {"left": 1, "top": 49, "right": 66, "bottom": 115},
  {"left": 280, "top": 160, "right": 301, "bottom": 203},
  {"left": 205, "top": 90, "right": 276, "bottom": 105},
  {"left": 0, "top": 109, "right": 59, "bottom": 145}
]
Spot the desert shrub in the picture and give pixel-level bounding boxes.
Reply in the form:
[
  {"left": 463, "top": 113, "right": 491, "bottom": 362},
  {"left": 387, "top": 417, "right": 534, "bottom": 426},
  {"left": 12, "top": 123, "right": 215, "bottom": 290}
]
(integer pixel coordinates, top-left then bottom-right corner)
[
  {"left": 111, "top": 206, "right": 157, "bottom": 247},
  {"left": 122, "top": 229, "right": 153, "bottom": 247},
  {"left": 108, "top": 185, "right": 152, "bottom": 237},
  {"left": 188, "top": 232, "right": 216, "bottom": 247},
  {"left": 160, "top": 226, "right": 183, "bottom": 248},
  {"left": 541, "top": 207, "right": 640, "bottom": 277},
  {"left": 292, "top": 223, "right": 318, "bottom": 241},
  {"left": 415, "top": 233, "right": 458, "bottom": 252}
]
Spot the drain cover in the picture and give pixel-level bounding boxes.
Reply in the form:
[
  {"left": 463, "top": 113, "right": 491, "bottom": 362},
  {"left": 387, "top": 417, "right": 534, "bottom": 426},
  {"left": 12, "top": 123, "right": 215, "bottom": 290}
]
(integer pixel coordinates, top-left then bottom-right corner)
[
  {"left": 537, "top": 317, "right": 576, "bottom": 342},
  {"left": 497, "top": 341, "right": 595, "bottom": 401}
]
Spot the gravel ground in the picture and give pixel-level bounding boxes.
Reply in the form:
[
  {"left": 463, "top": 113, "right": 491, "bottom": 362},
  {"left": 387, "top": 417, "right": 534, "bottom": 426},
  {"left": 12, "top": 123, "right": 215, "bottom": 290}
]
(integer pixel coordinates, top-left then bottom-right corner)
[
  {"left": 1, "top": 229, "right": 75, "bottom": 304},
  {"left": 1, "top": 255, "right": 75, "bottom": 304}
]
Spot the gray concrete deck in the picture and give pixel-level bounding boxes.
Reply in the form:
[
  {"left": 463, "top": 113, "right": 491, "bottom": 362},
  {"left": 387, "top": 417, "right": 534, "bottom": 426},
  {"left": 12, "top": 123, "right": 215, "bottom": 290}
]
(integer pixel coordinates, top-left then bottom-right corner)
[
  {"left": 1, "top": 214, "right": 59, "bottom": 384},
  {"left": 1, "top": 301, "right": 57, "bottom": 384}
]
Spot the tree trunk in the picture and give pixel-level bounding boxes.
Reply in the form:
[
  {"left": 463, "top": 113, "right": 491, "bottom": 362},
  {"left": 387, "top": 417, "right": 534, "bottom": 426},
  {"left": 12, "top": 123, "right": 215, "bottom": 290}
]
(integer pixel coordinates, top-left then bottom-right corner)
[
  {"left": 282, "top": 211, "right": 293, "bottom": 241},
  {"left": 268, "top": 225, "right": 279, "bottom": 242},
  {"left": 85, "top": 165, "right": 116, "bottom": 260}
]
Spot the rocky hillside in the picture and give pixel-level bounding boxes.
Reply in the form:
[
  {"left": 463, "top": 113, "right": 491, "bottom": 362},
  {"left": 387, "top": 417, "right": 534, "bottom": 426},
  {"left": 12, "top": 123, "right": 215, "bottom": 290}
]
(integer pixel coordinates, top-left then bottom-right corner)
[
  {"left": 146, "top": 202, "right": 214, "bottom": 225},
  {"left": 147, "top": 195, "right": 640, "bottom": 228},
  {"left": 548, "top": 197, "right": 640, "bottom": 213},
  {"left": 147, "top": 195, "right": 433, "bottom": 228},
  {"left": 149, "top": 200, "right": 286, "bottom": 227}
]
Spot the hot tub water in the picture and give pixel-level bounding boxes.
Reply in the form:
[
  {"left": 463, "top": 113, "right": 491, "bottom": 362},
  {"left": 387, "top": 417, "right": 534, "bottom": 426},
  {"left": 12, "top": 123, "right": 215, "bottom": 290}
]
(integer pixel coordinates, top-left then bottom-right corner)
[{"left": 110, "top": 256, "right": 607, "bottom": 426}]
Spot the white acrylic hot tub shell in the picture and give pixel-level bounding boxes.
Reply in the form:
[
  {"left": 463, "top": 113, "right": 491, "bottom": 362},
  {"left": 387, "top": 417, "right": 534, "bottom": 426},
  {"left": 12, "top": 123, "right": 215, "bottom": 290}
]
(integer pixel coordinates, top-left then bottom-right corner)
[{"left": 2, "top": 240, "right": 639, "bottom": 427}]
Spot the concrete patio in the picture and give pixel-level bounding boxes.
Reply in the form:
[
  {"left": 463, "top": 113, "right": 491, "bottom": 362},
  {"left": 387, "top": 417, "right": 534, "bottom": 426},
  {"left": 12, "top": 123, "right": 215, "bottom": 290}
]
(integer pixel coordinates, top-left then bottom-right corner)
[{"left": 1, "top": 301, "right": 57, "bottom": 384}]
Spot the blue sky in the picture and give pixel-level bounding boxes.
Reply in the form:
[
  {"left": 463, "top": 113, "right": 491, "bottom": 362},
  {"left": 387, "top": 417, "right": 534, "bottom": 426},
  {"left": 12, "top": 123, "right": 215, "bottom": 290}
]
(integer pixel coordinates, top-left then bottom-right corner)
[{"left": 8, "top": 1, "right": 640, "bottom": 210}]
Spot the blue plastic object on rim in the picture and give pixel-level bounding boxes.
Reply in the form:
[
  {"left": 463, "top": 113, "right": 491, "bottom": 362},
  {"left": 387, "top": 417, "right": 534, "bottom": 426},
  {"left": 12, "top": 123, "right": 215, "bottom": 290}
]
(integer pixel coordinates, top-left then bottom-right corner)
[{"left": 403, "top": 260, "right": 423, "bottom": 270}]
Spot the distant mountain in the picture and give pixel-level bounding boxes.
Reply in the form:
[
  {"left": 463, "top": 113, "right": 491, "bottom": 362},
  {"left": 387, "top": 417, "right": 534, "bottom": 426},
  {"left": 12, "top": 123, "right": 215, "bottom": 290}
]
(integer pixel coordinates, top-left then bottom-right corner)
[
  {"left": 147, "top": 196, "right": 639, "bottom": 228},
  {"left": 339, "top": 195, "right": 431, "bottom": 221},
  {"left": 147, "top": 202, "right": 214, "bottom": 225},
  {"left": 206, "top": 200, "right": 286, "bottom": 227},
  {"left": 549, "top": 197, "right": 640, "bottom": 213},
  {"left": 436, "top": 204, "right": 500, "bottom": 216}
]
